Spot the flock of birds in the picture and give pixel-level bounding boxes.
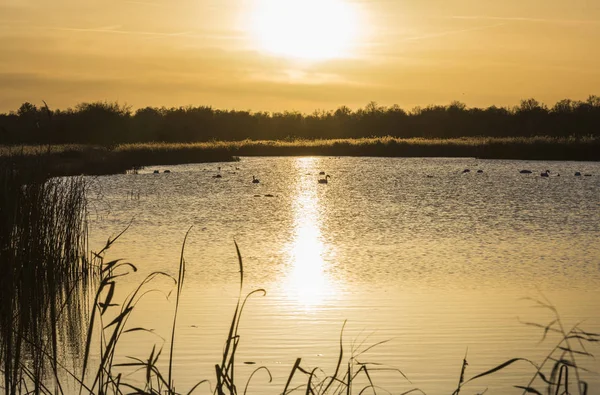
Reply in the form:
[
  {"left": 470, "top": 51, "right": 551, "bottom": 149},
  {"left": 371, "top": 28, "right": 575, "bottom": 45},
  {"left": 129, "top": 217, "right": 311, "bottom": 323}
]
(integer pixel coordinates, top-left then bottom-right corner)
[
  {"left": 456, "top": 168, "right": 593, "bottom": 177},
  {"left": 152, "top": 167, "right": 593, "bottom": 181},
  {"left": 152, "top": 166, "right": 333, "bottom": 184}
]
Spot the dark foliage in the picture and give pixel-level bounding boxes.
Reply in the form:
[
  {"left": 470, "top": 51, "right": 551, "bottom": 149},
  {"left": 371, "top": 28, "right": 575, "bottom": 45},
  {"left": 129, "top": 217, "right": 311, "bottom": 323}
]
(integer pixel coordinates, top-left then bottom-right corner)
[{"left": 1, "top": 97, "right": 599, "bottom": 146}]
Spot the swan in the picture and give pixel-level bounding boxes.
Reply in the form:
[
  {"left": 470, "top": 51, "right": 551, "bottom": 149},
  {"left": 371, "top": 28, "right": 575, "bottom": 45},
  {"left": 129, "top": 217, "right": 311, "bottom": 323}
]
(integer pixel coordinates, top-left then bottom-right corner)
[
  {"left": 319, "top": 171, "right": 326, "bottom": 175},
  {"left": 541, "top": 171, "right": 549, "bottom": 177},
  {"left": 575, "top": 172, "right": 581, "bottom": 176},
  {"left": 477, "top": 170, "right": 483, "bottom": 173},
  {"left": 153, "top": 170, "right": 159, "bottom": 174},
  {"left": 462, "top": 169, "right": 470, "bottom": 173},
  {"left": 252, "top": 176, "right": 260, "bottom": 183},
  {"left": 213, "top": 174, "right": 222, "bottom": 178},
  {"left": 318, "top": 175, "right": 331, "bottom": 184},
  {"left": 164, "top": 170, "right": 171, "bottom": 173},
  {"left": 520, "top": 170, "right": 532, "bottom": 174}
]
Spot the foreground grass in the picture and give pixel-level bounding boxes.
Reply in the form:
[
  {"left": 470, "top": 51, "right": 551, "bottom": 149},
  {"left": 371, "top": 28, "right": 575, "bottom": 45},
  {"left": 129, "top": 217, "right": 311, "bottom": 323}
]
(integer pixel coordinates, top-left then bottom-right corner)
[
  {"left": 2, "top": 135, "right": 599, "bottom": 178},
  {"left": 0, "top": 166, "right": 90, "bottom": 395}
]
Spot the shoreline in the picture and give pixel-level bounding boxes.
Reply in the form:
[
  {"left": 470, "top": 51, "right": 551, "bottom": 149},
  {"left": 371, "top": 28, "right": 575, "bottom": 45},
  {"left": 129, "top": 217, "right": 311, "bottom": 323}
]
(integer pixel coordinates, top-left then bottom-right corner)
[{"left": 1, "top": 136, "right": 599, "bottom": 177}]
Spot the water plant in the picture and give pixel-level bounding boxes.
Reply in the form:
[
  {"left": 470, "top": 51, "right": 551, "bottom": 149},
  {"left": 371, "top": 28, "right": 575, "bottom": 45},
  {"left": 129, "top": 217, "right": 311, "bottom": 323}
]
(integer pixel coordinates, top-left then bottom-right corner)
[
  {"left": 453, "top": 295, "right": 598, "bottom": 395},
  {"left": 0, "top": 165, "right": 90, "bottom": 395}
]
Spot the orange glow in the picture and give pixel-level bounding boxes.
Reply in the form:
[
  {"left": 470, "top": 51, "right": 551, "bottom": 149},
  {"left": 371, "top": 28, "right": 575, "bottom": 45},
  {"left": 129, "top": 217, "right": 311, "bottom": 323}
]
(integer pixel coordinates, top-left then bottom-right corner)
[{"left": 250, "top": 0, "right": 361, "bottom": 60}]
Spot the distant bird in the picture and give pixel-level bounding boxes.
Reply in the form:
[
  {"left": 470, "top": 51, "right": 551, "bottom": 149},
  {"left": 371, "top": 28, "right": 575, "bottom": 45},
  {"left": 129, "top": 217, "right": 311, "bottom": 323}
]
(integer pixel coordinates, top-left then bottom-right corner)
[
  {"left": 462, "top": 169, "right": 470, "bottom": 173},
  {"left": 541, "top": 172, "right": 549, "bottom": 177},
  {"left": 319, "top": 171, "right": 326, "bottom": 175},
  {"left": 213, "top": 174, "right": 222, "bottom": 178},
  {"left": 153, "top": 170, "right": 159, "bottom": 174},
  {"left": 264, "top": 194, "right": 274, "bottom": 197},
  {"left": 164, "top": 170, "right": 171, "bottom": 173},
  {"left": 575, "top": 172, "right": 582, "bottom": 176},
  {"left": 584, "top": 174, "right": 592, "bottom": 177},
  {"left": 520, "top": 170, "right": 532, "bottom": 174},
  {"left": 318, "top": 175, "right": 331, "bottom": 184},
  {"left": 252, "top": 176, "right": 260, "bottom": 183},
  {"left": 426, "top": 175, "right": 434, "bottom": 178},
  {"left": 477, "top": 170, "right": 483, "bottom": 173}
]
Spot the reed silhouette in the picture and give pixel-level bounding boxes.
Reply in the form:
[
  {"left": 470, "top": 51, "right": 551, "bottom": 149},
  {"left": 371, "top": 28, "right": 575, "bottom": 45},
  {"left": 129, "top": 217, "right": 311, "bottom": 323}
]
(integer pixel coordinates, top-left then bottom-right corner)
[{"left": 0, "top": 164, "right": 90, "bottom": 395}]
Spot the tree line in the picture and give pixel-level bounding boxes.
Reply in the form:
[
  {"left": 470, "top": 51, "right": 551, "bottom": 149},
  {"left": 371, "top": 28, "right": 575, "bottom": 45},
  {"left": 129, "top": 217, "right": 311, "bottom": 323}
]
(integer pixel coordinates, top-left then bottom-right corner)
[{"left": 1, "top": 97, "right": 599, "bottom": 146}]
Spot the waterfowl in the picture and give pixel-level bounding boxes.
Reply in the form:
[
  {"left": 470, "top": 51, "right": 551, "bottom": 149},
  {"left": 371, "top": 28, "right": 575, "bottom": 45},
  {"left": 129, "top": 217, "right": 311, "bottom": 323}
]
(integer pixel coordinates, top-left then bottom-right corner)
[
  {"left": 153, "top": 170, "right": 159, "bottom": 174},
  {"left": 575, "top": 172, "right": 582, "bottom": 176},
  {"left": 541, "top": 172, "right": 549, "bottom": 177},
  {"left": 584, "top": 174, "right": 592, "bottom": 177},
  {"left": 164, "top": 170, "right": 171, "bottom": 173},
  {"left": 318, "top": 175, "right": 331, "bottom": 184},
  {"left": 213, "top": 174, "right": 222, "bottom": 178},
  {"left": 477, "top": 170, "right": 483, "bottom": 173},
  {"left": 252, "top": 176, "right": 260, "bottom": 183},
  {"left": 462, "top": 169, "right": 470, "bottom": 173},
  {"left": 319, "top": 171, "right": 326, "bottom": 175},
  {"left": 520, "top": 170, "right": 532, "bottom": 174}
]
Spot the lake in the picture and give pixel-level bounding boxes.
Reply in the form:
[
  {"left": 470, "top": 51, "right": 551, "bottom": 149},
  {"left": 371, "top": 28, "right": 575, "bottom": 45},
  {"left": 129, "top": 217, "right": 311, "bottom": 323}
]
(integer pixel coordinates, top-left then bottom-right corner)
[{"left": 86, "top": 156, "right": 600, "bottom": 394}]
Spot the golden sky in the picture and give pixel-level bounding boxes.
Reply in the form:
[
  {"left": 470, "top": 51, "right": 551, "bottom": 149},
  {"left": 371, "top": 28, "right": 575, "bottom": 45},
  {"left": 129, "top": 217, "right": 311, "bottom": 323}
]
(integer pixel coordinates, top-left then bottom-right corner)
[{"left": 0, "top": 0, "right": 599, "bottom": 112}]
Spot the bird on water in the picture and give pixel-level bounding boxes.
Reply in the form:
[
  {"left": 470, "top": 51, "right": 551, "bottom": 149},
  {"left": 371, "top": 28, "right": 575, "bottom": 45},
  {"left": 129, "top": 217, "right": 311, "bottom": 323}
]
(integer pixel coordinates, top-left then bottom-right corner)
[
  {"left": 252, "top": 176, "right": 260, "bottom": 183},
  {"left": 318, "top": 175, "right": 331, "bottom": 184}
]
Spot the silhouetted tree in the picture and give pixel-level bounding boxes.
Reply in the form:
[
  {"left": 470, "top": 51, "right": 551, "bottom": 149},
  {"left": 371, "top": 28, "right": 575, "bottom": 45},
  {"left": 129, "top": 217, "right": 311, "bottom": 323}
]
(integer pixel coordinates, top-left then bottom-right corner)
[{"left": 1, "top": 97, "right": 598, "bottom": 145}]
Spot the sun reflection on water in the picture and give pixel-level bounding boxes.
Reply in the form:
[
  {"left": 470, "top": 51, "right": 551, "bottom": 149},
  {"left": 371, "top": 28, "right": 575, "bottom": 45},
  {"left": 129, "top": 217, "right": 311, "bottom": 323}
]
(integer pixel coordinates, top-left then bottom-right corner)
[{"left": 284, "top": 157, "right": 336, "bottom": 308}]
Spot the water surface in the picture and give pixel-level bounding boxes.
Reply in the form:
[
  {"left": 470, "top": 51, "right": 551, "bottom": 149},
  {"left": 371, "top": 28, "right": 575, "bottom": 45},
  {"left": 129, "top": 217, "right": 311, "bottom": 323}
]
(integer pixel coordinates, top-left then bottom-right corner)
[{"left": 87, "top": 157, "right": 600, "bottom": 394}]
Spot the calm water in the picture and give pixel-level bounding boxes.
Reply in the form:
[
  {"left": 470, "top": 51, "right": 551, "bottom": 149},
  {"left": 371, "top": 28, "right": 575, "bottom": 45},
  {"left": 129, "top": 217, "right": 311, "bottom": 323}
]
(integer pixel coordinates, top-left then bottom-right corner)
[{"left": 86, "top": 157, "right": 600, "bottom": 394}]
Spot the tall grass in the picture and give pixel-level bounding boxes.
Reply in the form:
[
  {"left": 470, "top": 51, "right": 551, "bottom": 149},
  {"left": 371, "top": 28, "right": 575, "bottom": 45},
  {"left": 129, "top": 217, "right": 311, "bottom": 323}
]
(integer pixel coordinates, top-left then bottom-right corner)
[
  {"left": 3, "top": 134, "right": 598, "bottom": 179},
  {"left": 0, "top": 144, "right": 237, "bottom": 177},
  {"left": 0, "top": 165, "right": 90, "bottom": 394}
]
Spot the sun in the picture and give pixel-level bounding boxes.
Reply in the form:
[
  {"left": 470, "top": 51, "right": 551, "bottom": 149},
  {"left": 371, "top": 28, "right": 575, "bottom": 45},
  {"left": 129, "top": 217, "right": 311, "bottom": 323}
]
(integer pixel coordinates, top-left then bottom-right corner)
[{"left": 250, "top": 0, "right": 360, "bottom": 61}]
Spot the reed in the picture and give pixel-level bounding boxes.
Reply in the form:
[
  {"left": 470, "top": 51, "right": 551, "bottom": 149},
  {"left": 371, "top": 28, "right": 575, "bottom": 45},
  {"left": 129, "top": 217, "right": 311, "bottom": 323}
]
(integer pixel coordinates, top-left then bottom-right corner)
[
  {"left": 0, "top": 164, "right": 90, "bottom": 394},
  {"left": 0, "top": 144, "right": 237, "bottom": 178},
  {"left": 3, "top": 135, "right": 598, "bottom": 179}
]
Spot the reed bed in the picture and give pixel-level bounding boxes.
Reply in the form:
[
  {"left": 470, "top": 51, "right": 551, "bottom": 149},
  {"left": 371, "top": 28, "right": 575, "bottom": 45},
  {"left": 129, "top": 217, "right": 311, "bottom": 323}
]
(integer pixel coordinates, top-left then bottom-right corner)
[
  {"left": 3, "top": 135, "right": 597, "bottom": 179},
  {"left": 0, "top": 165, "right": 90, "bottom": 394},
  {"left": 0, "top": 144, "right": 237, "bottom": 177}
]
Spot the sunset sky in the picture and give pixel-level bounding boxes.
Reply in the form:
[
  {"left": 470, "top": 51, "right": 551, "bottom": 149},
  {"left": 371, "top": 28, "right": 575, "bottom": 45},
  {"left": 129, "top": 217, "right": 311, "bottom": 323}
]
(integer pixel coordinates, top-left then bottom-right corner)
[{"left": 1, "top": 0, "right": 599, "bottom": 112}]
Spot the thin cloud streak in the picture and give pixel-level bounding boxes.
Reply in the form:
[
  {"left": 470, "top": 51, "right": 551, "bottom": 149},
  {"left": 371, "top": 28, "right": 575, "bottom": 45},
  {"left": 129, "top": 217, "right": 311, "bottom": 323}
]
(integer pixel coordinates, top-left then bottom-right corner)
[
  {"left": 447, "top": 15, "right": 600, "bottom": 26},
  {"left": 51, "top": 26, "right": 245, "bottom": 42},
  {"left": 53, "top": 26, "right": 191, "bottom": 38},
  {"left": 399, "top": 22, "right": 508, "bottom": 43}
]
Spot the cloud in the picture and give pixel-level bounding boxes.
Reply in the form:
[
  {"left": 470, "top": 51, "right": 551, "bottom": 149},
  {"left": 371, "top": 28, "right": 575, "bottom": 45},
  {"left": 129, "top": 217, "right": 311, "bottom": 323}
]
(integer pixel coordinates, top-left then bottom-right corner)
[
  {"left": 446, "top": 15, "right": 600, "bottom": 26},
  {"left": 398, "top": 22, "right": 508, "bottom": 42},
  {"left": 53, "top": 26, "right": 192, "bottom": 38}
]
